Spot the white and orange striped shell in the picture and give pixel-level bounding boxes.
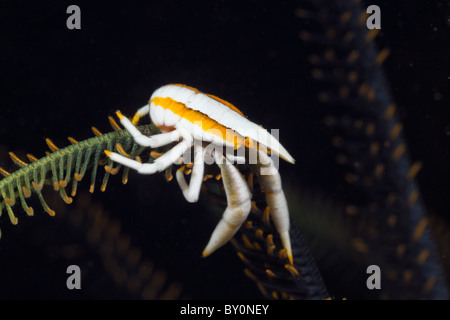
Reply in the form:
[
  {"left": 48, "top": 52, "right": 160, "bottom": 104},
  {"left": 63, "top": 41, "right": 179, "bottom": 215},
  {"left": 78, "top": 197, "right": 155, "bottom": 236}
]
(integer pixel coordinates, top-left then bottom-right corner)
[{"left": 147, "top": 84, "right": 295, "bottom": 164}]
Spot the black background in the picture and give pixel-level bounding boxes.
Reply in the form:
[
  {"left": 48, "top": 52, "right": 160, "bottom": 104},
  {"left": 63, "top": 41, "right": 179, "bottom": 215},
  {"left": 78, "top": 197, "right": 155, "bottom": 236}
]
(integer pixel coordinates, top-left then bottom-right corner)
[{"left": 0, "top": 0, "right": 449, "bottom": 300}]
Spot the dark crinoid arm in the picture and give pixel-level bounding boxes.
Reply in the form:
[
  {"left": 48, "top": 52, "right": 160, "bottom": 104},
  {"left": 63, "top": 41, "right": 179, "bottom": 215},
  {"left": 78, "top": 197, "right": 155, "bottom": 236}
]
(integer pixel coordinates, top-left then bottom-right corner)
[
  {"left": 296, "top": 0, "right": 449, "bottom": 299},
  {"left": 202, "top": 162, "right": 329, "bottom": 300}
]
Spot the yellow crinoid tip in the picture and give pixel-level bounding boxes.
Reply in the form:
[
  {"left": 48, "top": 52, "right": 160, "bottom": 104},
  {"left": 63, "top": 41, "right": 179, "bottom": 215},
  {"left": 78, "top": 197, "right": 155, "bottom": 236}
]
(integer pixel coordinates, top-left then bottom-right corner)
[
  {"left": 115, "top": 110, "right": 125, "bottom": 120},
  {"left": 104, "top": 150, "right": 112, "bottom": 157}
]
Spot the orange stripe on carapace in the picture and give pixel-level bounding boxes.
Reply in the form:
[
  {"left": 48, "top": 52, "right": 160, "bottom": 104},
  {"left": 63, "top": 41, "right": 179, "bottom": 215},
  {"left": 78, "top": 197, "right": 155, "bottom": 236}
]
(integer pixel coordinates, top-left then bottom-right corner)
[
  {"left": 151, "top": 96, "right": 246, "bottom": 148},
  {"left": 172, "top": 83, "right": 246, "bottom": 117}
]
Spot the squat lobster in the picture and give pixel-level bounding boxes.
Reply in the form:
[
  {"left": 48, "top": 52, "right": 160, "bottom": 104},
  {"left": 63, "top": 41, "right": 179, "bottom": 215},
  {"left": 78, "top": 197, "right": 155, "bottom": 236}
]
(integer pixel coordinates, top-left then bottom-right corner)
[{"left": 105, "top": 84, "right": 295, "bottom": 263}]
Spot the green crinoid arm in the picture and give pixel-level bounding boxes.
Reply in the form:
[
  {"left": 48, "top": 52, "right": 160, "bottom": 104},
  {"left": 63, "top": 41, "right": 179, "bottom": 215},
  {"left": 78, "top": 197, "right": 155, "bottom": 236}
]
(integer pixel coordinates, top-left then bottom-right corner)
[{"left": 0, "top": 124, "right": 158, "bottom": 237}]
